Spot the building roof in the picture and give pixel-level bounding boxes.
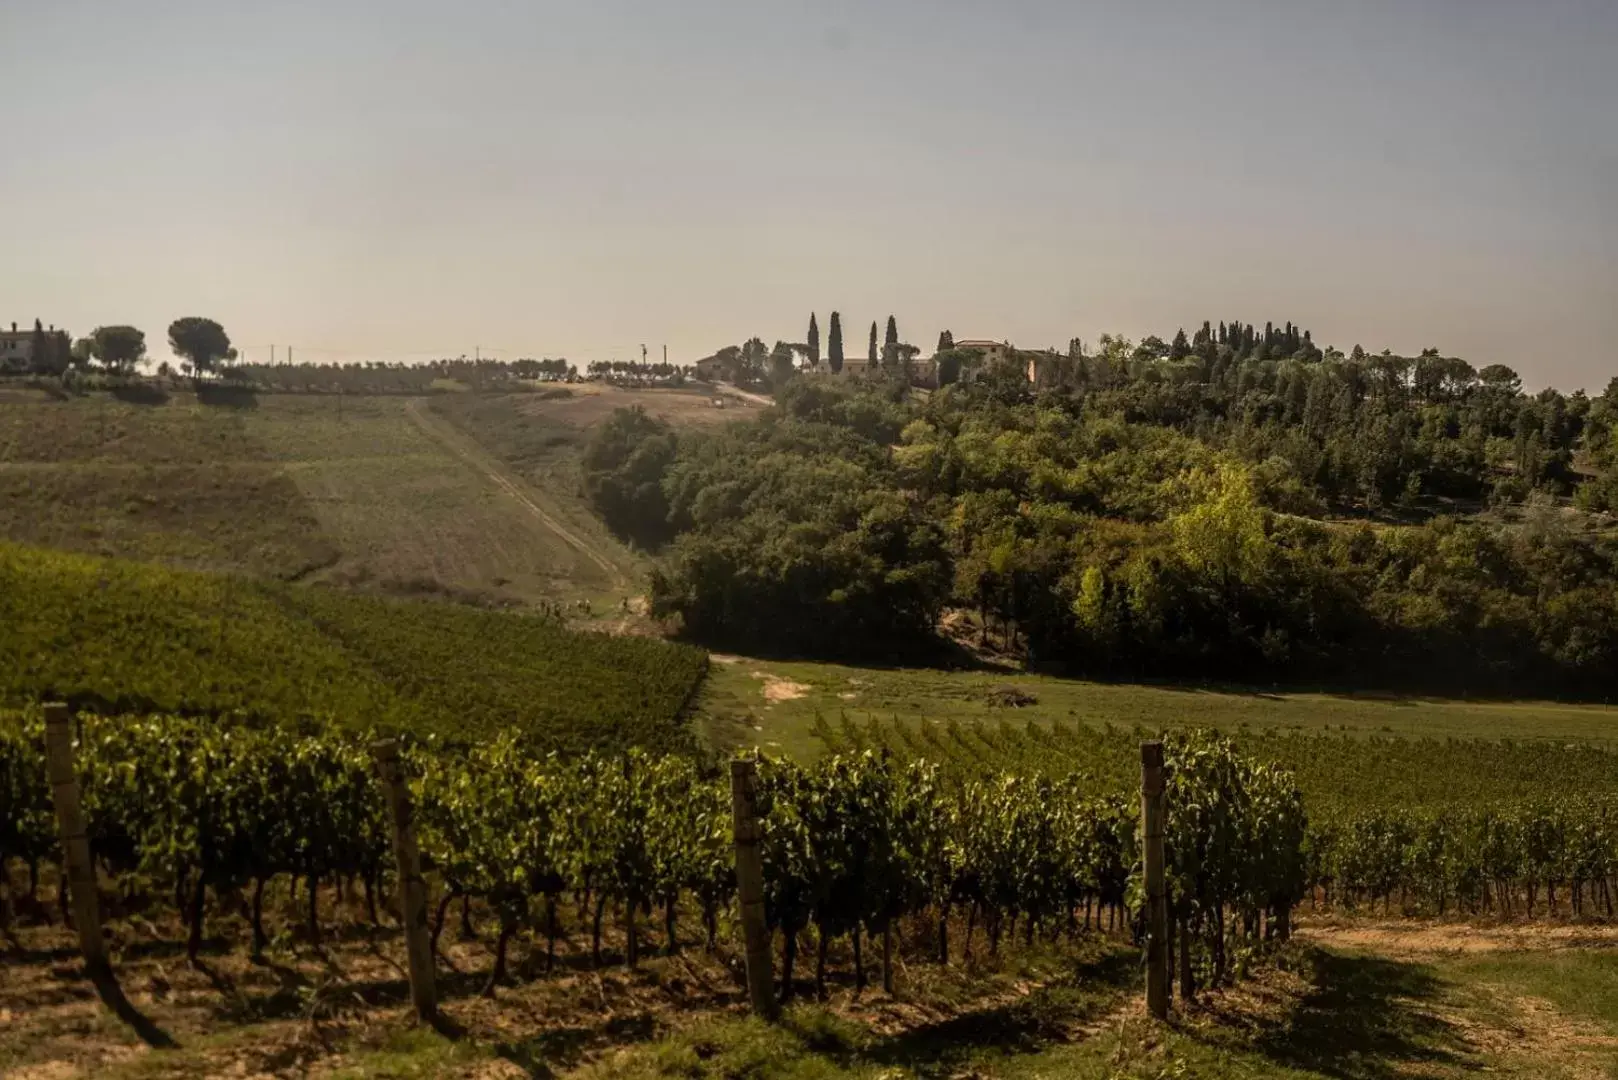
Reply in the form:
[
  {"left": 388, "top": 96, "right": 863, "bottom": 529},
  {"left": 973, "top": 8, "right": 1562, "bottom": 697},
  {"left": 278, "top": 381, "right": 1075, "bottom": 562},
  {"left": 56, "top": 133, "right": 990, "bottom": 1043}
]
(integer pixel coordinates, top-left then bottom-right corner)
[{"left": 953, "top": 339, "right": 1008, "bottom": 349}]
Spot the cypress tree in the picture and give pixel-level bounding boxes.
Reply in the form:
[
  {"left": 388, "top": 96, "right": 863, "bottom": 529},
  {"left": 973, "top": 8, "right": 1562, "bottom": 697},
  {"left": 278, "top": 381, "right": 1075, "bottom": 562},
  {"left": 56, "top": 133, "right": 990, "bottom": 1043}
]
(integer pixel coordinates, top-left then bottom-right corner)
[
  {"left": 868, "top": 321, "right": 879, "bottom": 365},
  {"left": 882, "top": 315, "right": 899, "bottom": 369},
  {"left": 807, "top": 314, "right": 820, "bottom": 366},
  {"left": 828, "top": 312, "right": 844, "bottom": 373}
]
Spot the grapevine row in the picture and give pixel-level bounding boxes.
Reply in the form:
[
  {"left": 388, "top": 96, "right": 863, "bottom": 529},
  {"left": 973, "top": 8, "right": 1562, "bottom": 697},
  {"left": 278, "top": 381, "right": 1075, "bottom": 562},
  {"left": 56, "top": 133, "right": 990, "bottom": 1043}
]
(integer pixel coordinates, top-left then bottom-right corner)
[
  {"left": 1312, "top": 804, "right": 1618, "bottom": 917},
  {"left": 3, "top": 713, "right": 1305, "bottom": 999}
]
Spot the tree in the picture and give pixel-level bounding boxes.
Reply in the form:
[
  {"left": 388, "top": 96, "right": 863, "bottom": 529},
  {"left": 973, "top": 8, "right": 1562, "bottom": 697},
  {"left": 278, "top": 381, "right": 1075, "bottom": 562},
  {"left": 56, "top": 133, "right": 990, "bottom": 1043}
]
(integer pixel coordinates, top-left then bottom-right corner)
[
  {"left": 807, "top": 314, "right": 820, "bottom": 367},
  {"left": 828, "top": 312, "right": 844, "bottom": 374},
  {"left": 167, "top": 317, "right": 233, "bottom": 377},
  {"left": 935, "top": 348, "right": 965, "bottom": 387},
  {"left": 738, "top": 338, "right": 769, "bottom": 387},
  {"left": 769, "top": 341, "right": 797, "bottom": 390},
  {"left": 1134, "top": 336, "right": 1169, "bottom": 363},
  {"left": 882, "top": 316, "right": 900, "bottom": 371},
  {"left": 581, "top": 407, "right": 678, "bottom": 547},
  {"left": 1169, "top": 329, "right": 1191, "bottom": 361},
  {"left": 70, "top": 338, "right": 94, "bottom": 369},
  {"left": 1478, "top": 364, "right": 1522, "bottom": 395},
  {"left": 938, "top": 330, "right": 954, "bottom": 352},
  {"left": 89, "top": 325, "right": 147, "bottom": 374},
  {"left": 868, "top": 322, "right": 879, "bottom": 366}
]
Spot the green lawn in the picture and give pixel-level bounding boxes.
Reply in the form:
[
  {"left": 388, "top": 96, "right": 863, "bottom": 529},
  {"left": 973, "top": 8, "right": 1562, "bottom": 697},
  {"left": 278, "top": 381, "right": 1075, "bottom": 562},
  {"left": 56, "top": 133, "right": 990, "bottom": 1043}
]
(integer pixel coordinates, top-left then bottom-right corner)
[{"left": 699, "top": 657, "right": 1618, "bottom": 761}]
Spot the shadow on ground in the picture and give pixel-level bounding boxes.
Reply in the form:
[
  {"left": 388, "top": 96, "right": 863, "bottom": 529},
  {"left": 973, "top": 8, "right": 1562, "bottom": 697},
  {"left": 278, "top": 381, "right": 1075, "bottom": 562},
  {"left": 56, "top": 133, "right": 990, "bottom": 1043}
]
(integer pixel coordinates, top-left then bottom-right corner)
[
  {"left": 196, "top": 382, "right": 259, "bottom": 409},
  {"left": 867, "top": 947, "right": 1139, "bottom": 1074},
  {"left": 1246, "top": 949, "right": 1471, "bottom": 1080},
  {"left": 110, "top": 382, "right": 171, "bottom": 406}
]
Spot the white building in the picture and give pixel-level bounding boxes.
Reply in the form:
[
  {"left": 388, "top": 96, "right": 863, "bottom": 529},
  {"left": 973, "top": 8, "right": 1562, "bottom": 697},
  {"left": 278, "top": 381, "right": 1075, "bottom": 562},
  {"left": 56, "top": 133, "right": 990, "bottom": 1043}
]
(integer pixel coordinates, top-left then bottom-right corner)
[
  {"left": 952, "top": 339, "right": 1013, "bottom": 366},
  {"left": 0, "top": 322, "right": 34, "bottom": 370}
]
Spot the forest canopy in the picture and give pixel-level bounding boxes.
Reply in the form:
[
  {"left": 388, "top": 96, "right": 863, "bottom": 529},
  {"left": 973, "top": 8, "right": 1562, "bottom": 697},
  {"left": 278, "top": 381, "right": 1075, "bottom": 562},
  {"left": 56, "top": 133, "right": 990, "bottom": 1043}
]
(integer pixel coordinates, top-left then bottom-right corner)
[{"left": 584, "top": 325, "right": 1618, "bottom": 695}]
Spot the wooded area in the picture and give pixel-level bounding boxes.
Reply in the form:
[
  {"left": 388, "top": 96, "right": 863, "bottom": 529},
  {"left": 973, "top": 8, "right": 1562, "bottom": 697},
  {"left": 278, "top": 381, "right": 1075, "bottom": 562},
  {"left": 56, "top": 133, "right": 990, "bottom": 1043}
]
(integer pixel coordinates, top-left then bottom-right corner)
[{"left": 584, "top": 325, "right": 1618, "bottom": 694}]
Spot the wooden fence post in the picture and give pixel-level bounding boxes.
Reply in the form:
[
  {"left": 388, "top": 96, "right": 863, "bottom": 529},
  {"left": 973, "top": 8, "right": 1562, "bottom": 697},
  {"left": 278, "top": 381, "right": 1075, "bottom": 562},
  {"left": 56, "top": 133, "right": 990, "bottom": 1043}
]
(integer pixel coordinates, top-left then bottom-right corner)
[
  {"left": 373, "top": 739, "right": 436, "bottom": 1022},
  {"left": 729, "top": 758, "right": 778, "bottom": 1019},
  {"left": 43, "top": 703, "right": 109, "bottom": 980},
  {"left": 1141, "top": 741, "right": 1169, "bottom": 1020}
]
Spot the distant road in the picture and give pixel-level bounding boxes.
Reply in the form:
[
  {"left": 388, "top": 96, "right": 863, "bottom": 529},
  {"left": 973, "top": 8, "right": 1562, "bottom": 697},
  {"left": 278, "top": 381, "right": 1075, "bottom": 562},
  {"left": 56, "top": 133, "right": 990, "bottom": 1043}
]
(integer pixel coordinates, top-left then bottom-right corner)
[{"left": 714, "top": 383, "right": 773, "bottom": 408}]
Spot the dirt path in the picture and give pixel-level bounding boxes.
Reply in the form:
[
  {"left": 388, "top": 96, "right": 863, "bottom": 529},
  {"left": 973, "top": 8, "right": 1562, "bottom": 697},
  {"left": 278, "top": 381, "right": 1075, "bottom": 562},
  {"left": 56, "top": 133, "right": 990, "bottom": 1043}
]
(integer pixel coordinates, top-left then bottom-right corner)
[
  {"left": 404, "top": 399, "right": 632, "bottom": 591},
  {"left": 1298, "top": 916, "right": 1618, "bottom": 958},
  {"left": 714, "top": 382, "right": 773, "bottom": 408}
]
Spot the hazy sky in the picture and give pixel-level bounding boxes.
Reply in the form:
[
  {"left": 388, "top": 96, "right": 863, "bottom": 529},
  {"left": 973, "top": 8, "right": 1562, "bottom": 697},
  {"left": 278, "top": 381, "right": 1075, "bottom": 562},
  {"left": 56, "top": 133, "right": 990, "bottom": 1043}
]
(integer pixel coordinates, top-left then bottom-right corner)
[{"left": 4, "top": 1, "right": 1616, "bottom": 387}]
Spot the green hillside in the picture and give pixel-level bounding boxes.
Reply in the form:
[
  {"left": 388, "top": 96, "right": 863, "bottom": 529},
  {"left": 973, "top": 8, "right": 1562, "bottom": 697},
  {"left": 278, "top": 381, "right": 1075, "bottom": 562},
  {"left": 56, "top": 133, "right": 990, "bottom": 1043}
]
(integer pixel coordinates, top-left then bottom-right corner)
[{"left": 0, "top": 540, "right": 707, "bottom": 751}]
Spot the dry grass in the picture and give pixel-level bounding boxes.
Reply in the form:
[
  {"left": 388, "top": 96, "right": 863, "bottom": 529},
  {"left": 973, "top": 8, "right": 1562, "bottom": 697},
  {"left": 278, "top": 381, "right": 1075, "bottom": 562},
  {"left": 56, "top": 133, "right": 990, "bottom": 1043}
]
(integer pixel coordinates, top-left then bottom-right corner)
[
  {"left": 1298, "top": 916, "right": 1618, "bottom": 959},
  {"left": 0, "top": 388, "right": 336, "bottom": 579},
  {"left": 0, "top": 387, "right": 654, "bottom": 611}
]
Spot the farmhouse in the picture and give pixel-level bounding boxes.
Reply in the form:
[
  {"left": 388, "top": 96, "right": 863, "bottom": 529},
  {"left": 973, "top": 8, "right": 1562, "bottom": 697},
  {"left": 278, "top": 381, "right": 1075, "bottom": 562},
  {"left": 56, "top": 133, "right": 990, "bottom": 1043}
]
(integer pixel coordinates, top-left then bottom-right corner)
[
  {"left": 0, "top": 322, "right": 35, "bottom": 370},
  {"left": 0, "top": 320, "right": 71, "bottom": 374},
  {"left": 952, "top": 339, "right": 1013, "bottom": 366}
]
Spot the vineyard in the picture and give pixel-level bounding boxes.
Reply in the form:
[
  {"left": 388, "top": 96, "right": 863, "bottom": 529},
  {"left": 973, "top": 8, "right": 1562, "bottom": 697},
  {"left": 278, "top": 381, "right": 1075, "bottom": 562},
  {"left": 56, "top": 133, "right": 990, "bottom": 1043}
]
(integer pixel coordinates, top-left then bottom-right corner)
[
  {"left": 0, "top": 541, "right": 708, "bottom": 748},
  {"left": 819, "top": 714, "right": 1618, "bottom": 919},
  {"left": 11, "top": 710, "right": 1618, "bottom": 1077},
  {"left": 1, "top": 711, "right": 1301, "bottom": 1008}
]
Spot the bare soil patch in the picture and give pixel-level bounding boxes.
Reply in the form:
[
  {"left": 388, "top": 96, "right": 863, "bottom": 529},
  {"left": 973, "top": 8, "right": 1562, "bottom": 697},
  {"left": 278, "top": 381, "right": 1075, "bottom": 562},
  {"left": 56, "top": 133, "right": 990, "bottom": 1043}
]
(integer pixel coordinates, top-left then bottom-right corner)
[{"left": 751, "top": 671, "right": 811, "bottom": 704}]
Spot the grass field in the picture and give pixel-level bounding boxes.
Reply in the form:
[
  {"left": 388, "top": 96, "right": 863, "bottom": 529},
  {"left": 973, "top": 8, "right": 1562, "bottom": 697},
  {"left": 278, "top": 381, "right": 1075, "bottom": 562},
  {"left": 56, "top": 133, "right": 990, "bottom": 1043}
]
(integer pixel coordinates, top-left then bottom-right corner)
[
  {"left": 697, "top": 656, "right": 1618, "bottom": 760},
  {"left": 240, "top": 392, "right": 643, "bottom": 609},
  {"left": 0, "top": 540, "right": 706, "bottom": 749},
  {"left": 423, "top": 384, "right": 761, "bottom": 595},
  {"left": 0, "top": 386, "right": 338, "bottom": 579},
  {"left": 0, "top": 384, "right": 656, "bottom": 610}
]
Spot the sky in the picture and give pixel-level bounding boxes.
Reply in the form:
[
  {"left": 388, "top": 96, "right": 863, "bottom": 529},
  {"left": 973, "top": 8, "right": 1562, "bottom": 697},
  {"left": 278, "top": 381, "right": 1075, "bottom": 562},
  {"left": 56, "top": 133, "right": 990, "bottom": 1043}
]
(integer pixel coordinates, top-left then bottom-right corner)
[{"left": 3, "top": 0, "right": 1616, "bottom": 389}]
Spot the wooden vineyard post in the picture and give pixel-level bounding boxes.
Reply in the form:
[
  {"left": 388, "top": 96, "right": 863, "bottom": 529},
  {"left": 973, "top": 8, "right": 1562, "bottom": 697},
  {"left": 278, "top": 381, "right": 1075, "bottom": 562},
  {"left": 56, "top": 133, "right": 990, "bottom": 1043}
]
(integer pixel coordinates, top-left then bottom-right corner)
[
  {"left": 43, "top": 703, "right": 109, "bottom": 980},
  {"left": 1141, "top": 741, "right": 1169, "bottom": 1020},
  {"left": 374, "top": 739, "right": 437, "bottom": 1022},
  {"left": 730, "top": 758, "right": 778, "bottom": 1019}
]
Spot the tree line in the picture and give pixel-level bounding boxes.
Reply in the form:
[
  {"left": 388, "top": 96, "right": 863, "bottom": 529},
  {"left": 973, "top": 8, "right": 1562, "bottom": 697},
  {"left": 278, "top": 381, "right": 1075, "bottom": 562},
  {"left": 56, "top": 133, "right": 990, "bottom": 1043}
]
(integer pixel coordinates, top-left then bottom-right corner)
[
  {"left": 584, "top": 324, "right": 1618, "bottom": 694},
  {"left": 695, "top": 312, "right": 928, "bottom": 390}
]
